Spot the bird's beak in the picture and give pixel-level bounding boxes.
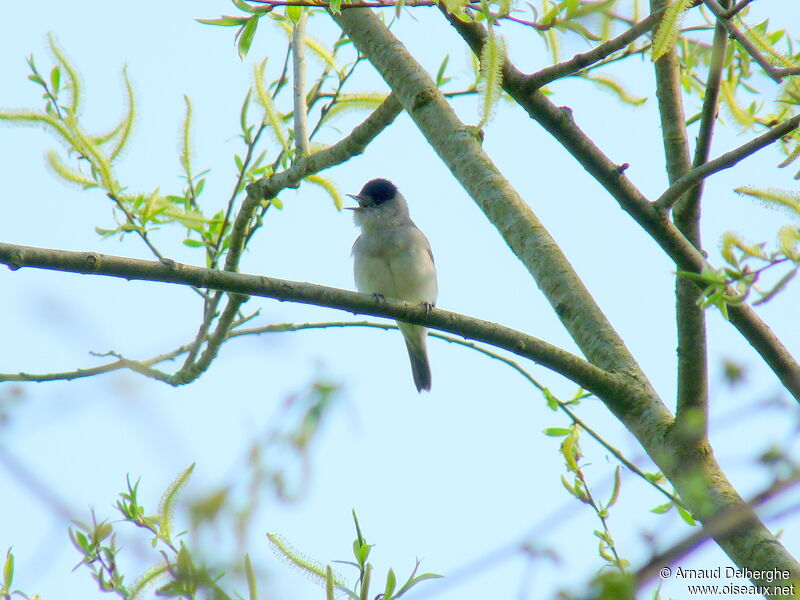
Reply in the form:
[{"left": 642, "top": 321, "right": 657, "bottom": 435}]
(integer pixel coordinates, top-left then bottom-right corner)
[{"left": 345, "top": 193, "right": 363, "bottom": 210}]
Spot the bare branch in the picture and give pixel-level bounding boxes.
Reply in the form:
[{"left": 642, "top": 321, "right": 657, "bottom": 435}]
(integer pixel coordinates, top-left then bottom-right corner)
[
  {"left": 525, "top": 9, "right": 661, "bottom": 89},
  {"left": 0, "top": 241, "right": 614, "bottom": 396},
  {"left": 655, "top": 114, "right": 800, "bottom": 210}
]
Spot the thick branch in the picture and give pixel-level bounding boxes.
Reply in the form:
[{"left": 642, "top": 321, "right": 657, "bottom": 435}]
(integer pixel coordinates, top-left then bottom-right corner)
[
  {"left": 446, "top": 13, "right": 800, "bottom": 404},
  {"left": 0, "top": 241, "right": 614, "bottom": 397},
  {"left": 444, "top": 10, "right": 800, "bottom": 584}
]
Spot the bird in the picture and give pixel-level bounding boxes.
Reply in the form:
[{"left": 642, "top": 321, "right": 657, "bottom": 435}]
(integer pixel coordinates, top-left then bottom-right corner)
[{"left": 347, "top": 178, "right": 438, "bottom": 392}]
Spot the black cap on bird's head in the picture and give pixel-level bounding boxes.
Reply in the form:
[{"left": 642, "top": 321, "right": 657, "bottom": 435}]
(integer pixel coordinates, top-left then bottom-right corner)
[{"left": 346, "top": 178, "right": 398, "bottom": 209}]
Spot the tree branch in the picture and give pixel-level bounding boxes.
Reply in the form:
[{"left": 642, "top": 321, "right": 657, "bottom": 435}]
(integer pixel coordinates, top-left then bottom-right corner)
[
  {"left": 702, "top": 0, "right": 800, "bottom": 82},
  {"left": 444, "top": 9, "right": 800, "bottom": 583},
  {"left": 292, "top": 11, "right": 311, "bottom": 157},
  {"left": 634, "top": 472, "right": 800, "bottom": 593},
  {"left": 0, "top": 241, "right": 614, "bottom": 397},
  {"left": 673, "top": 0, "right": 730, "bottom": 434},
  {"left": 654, "top": 114, "right": 800, "bottom": 211},
  {"left": 524, "top": 9, "right": 661, "bottom": 89},
  {"left": 445, "top": 12, "right": 800, "bottom": 404},
  {"left": 649, "top": 0, "right": 709, "bottom": 441}
]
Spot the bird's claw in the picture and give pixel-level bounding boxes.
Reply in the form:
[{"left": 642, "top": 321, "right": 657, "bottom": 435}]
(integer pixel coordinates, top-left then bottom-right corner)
[
  {"left": 421, "top": 301, "right": 434, "bottom": 315},
  {"left": 372, "top": 293, "right": 386, "bottom": 303}
]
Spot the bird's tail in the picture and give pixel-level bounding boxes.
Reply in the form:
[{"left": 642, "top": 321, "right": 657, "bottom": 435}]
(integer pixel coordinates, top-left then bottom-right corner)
[{"left": 398, "top": 322, "right": 432, "bottom": 392}]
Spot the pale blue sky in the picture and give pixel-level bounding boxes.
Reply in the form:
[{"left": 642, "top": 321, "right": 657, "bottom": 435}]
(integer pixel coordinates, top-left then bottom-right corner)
[{"left": 1, "top": 2, "right": 799, "bottom": 599}]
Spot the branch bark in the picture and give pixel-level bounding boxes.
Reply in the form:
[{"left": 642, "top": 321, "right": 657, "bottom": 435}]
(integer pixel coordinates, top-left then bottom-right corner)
[
  {"left": 650, "top": 0, "right": 708, "bottom": 441},
  {"left": 440, "top": 8, "right": 800, "bottom": 587},
  {"left": 0, "top": 241, "right": 613, "bottom": 395},
  {"left": 444, "top": 13, "right": 800, "bottom": 404}
]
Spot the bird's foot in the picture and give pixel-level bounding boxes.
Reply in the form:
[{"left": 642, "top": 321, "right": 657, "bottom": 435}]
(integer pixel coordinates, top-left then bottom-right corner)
[
  {"left": 421, "top": 301, "right": 434, "bottom": 315},
  {"left": 372, "top": 293, "right": 386, "bottom": 303}
]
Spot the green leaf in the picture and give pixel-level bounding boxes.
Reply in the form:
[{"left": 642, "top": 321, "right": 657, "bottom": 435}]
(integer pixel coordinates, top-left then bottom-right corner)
[
  {"left": 543, "top": 427, "right": 571, "bottom": 437},
  {"left": 237, "top": 16, "right": 259, "bottom": 59},
  {"left": 607, "top": 466, "right": 622, "bottom": 508},
  {"left": 233, "top": 0, "right": 260, "bottom": 13},
  {"left": 196, "top": 15, "right": 249, "bottom": 26},
  {"left": 3, "top": 549, "right": 14, "bottom": 590},
  {"left": 436, "top": 54, "right": 451, "bottom": 87},
  {"left": 542, "top": 387, "right": 559, "bottom": 411},
  {"left": 183, "top": 238, "right": 205, "bottom": 248},
  {"left": 384, "top": 568, "right": 397, "bottom": 599},
  {"left": 676, "top": 504, "right": 696, "bottom": 526},
  {"left": 329, "top": 0, "right": 343, "bottom": 14},
  {"left": 650, "top": 501, "right": 673, "bottom": 514},
  {"left": 286, "top": 5, "right": 302, "bottom": 24},
  {"left": 50, "top": 65, "right": 61, "bottom": 92}
]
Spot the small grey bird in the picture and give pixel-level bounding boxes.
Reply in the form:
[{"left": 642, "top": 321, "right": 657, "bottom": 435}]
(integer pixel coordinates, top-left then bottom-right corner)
[{"left": 347, "top": 179, "right": 438, "bottom": 392}]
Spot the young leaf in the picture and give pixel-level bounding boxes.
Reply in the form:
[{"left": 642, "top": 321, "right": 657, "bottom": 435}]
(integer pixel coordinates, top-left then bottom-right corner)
[
  {"left": 238, "top": 16, "right": 259, "bottom": 59},
  {"left": 384, "top": 568, "right": 397, "bottom": 599},
  {"left": 543, "top": 427, "right": 571, "bottom": 437},
  {"left": 196, "top": 15, "right": 250, "bottom": 26},
  {"left": 245, "top": 554, "right": 258, "bottom": 600},
  {"left": 436, "top": 54, "right": 451, "bottom": 87}
]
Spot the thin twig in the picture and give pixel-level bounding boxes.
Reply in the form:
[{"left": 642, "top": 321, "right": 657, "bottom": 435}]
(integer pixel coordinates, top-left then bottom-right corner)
[
  {"left": 701, "top": 0, "right": 800, "bottom": 82},
  {"left": 723, "top": 0, "right": 756, "bottom": 17},
  {"left": 525, "top": 9, "right": 661, "bottom": 89},
  {"left": 654, "top": 114, "right": 800, "bottom": 210}
]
